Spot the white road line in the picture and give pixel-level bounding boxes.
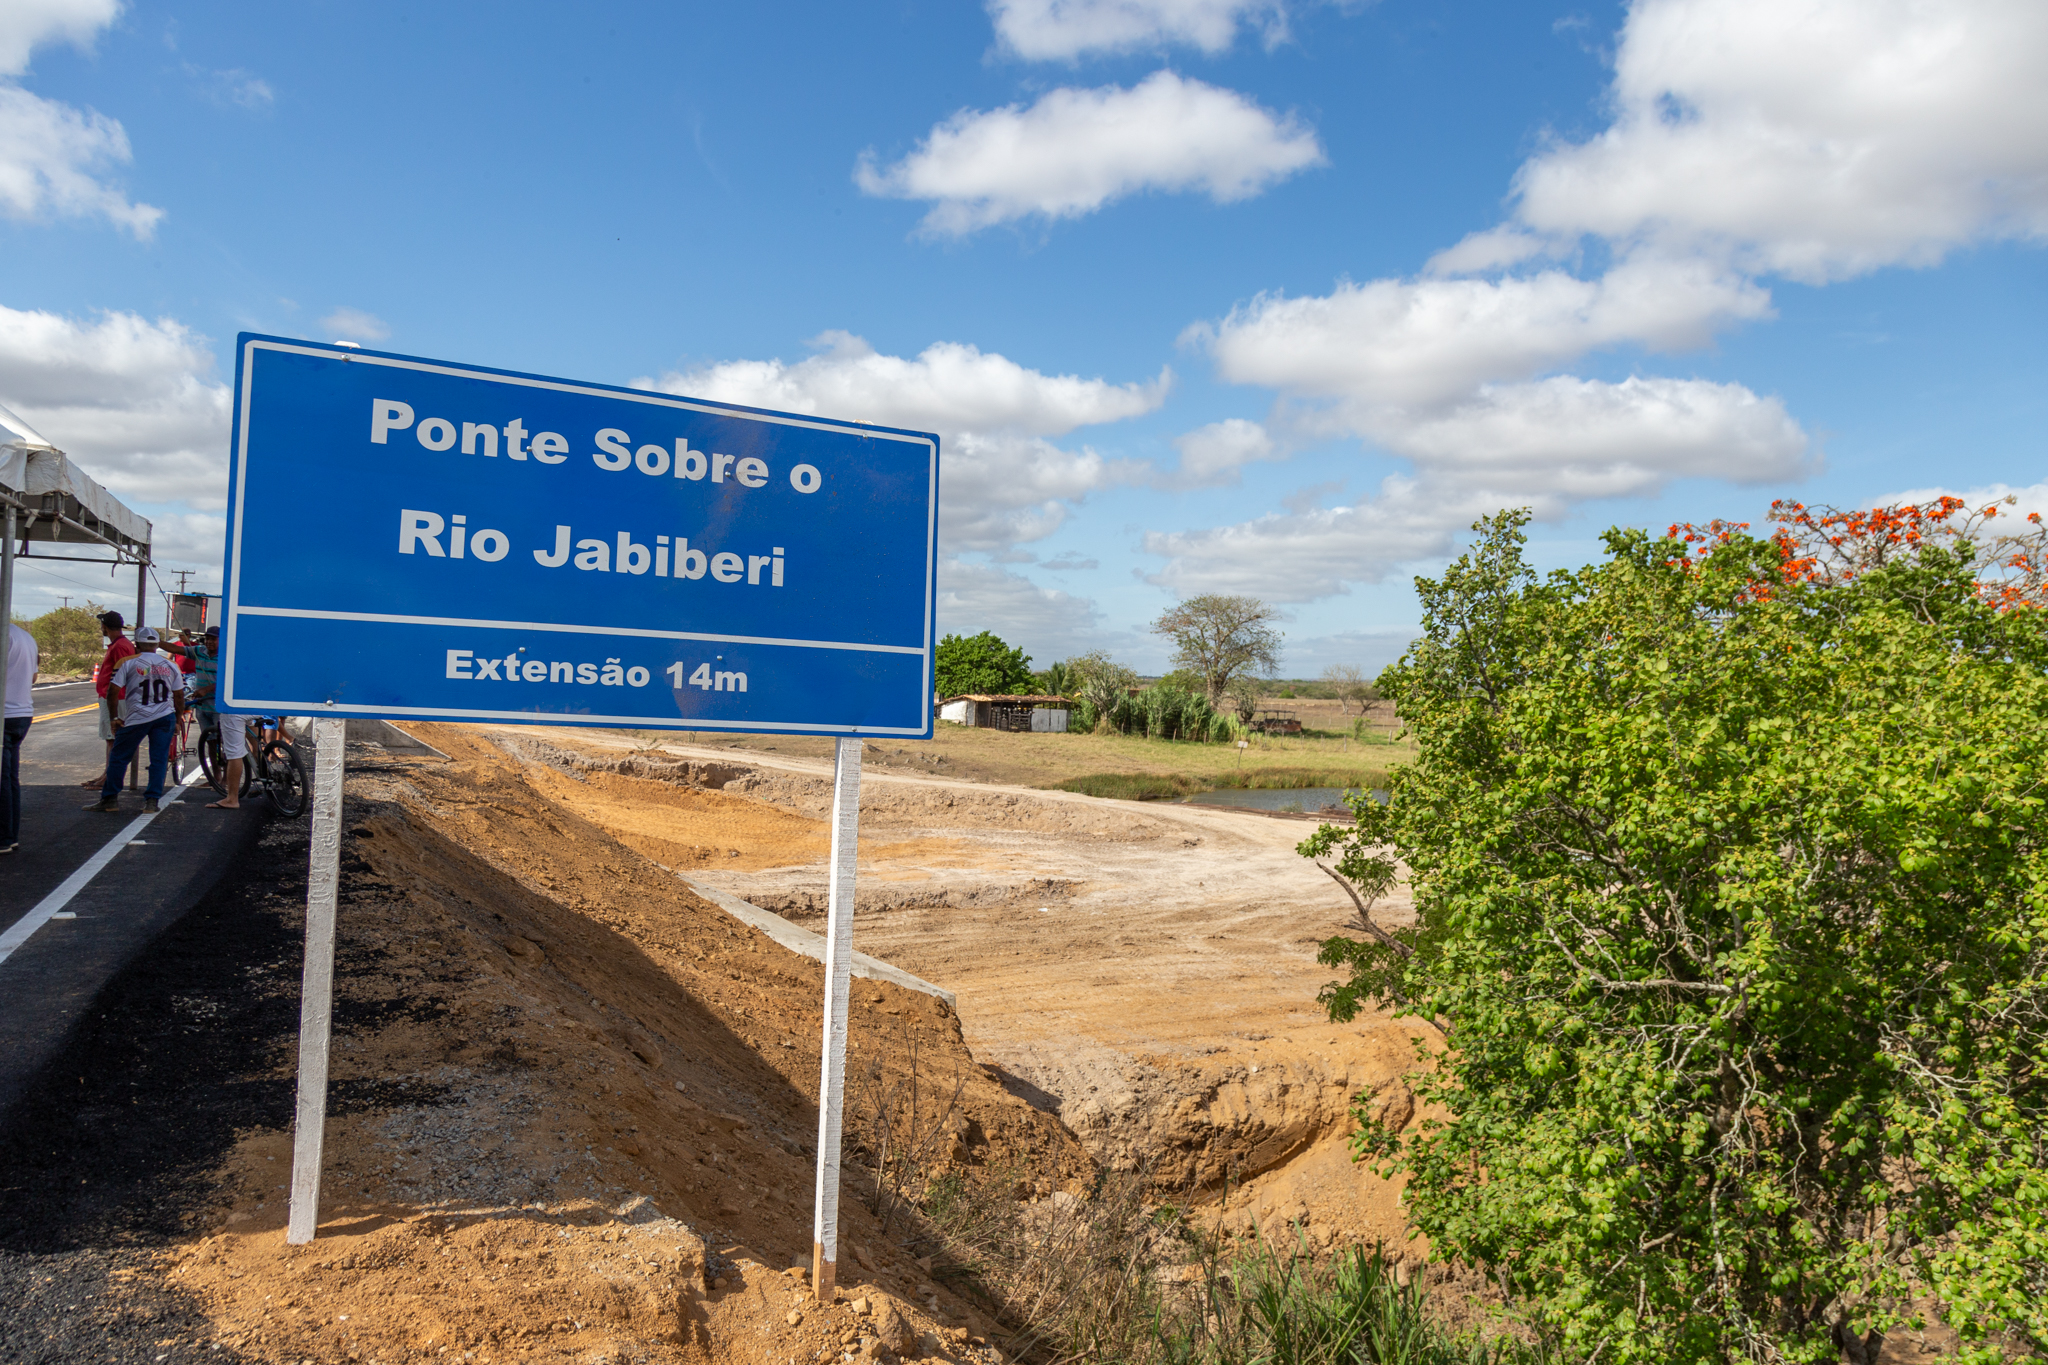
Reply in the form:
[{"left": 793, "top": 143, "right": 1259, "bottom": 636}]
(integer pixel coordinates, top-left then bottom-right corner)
[{"left": 0, "top": 777, "right": 201, "bottom": 966}]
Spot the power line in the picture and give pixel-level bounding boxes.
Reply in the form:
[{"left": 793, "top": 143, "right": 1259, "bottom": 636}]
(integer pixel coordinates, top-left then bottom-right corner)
[{"left": 12, "top": 561, "right": 129, "bottom": 603}]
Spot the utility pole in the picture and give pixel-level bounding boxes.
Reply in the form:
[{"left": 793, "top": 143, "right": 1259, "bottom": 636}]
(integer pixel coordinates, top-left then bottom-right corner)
[{"left": 171, "top": 569, "right": 195, "bottom": 593}]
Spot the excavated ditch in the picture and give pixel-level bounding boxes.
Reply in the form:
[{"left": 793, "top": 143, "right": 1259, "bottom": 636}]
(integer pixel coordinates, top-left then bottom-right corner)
[{"left": 503, "top": 731, "right": 1431, "bottom": 1256}]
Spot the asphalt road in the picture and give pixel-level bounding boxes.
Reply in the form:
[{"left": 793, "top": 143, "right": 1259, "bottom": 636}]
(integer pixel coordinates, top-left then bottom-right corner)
[{"left": 0, "top": 681, "right": 272, "bottom": 1126}]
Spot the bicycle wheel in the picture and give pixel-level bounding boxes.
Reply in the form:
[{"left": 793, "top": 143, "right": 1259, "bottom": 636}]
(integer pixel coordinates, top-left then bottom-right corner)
[
  {"left": 198, "top": 724, "right": 225, "bottom": 793},
  {"left": 171, "top": 713, "right": 194, "bottom": 784},
  {"left": 263, "top": 740, "right": 309, "bottom": 816}
]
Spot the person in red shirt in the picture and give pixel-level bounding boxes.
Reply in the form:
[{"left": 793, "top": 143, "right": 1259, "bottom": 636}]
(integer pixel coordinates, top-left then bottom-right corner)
[{"left": 82, "top": 611, "right": 136, "bottom": 788}]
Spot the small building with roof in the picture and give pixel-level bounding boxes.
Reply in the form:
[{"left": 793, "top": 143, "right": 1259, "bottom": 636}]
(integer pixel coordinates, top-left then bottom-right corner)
[{"left": 936, "top": 693, "right": 1072, "bottom": 732}]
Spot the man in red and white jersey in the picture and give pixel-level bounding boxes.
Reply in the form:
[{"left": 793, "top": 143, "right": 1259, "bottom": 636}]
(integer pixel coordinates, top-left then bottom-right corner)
[
  {"left": 86, "top": 626, "right": 188, "bottom": 814},
  {"left": 81, "top": 610, "right": 136, "bottom": 787}
]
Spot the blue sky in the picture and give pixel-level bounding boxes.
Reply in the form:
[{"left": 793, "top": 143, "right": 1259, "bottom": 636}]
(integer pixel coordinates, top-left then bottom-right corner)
[{"left": 2, "top": 0, "right": 2043, "bottom": 675}]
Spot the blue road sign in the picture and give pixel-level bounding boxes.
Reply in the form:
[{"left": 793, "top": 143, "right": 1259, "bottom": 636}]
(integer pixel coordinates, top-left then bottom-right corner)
[{"left": 220, "top": 335, "right": 939, "bottom": 736}]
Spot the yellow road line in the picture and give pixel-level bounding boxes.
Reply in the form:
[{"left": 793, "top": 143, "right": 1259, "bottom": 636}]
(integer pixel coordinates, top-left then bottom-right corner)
[{"left": 39, "top": 702, "right": 100, "bottom": 720}]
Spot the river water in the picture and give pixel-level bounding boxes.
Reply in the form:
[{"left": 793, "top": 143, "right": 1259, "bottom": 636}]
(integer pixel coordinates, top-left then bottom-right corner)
[{"left": 1175, "top": 786, "right": 1385, "bottom": 813}]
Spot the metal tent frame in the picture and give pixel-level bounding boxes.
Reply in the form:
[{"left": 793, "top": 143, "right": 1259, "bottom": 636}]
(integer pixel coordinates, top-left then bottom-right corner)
[{"left": 1, "top": 403, "right": 156, "bottom": 785}]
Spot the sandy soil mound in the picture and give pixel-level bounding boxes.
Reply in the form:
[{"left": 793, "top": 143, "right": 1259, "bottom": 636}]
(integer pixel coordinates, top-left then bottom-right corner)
[
  {"left": 171, "top": 723, "right": 1090, "bottom": 1364},
  {"left": 500, "top": 730, "right": 1432, "bottom": 1261}
]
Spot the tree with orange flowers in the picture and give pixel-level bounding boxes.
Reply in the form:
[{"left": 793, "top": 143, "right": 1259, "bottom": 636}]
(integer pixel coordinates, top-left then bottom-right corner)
[
  {"left": 1303, "top": 508, "right": 2048, "bottom": 1364},
  {"left": 1667, "top": 494, "right": 2048, "bottom": 610}
]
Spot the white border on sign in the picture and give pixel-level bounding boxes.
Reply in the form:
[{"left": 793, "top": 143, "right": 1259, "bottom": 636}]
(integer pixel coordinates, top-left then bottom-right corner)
[
  {"left": 216, "top": 693, "right": 934, "bottom": 735},
  {"left": 223, "top": 338, "right": 941, "bottom": 736},
  {"left": 234, "top": 605, "right": 924, "bottom": 655}
]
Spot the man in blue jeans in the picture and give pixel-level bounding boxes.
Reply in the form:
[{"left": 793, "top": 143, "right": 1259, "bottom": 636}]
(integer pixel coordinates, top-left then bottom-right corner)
[
  {"left": 84, "top": 626, "right": 189, "bottom": 814},
  {"left": 3, "top": 619, "right": 36, "bottom": 852}
]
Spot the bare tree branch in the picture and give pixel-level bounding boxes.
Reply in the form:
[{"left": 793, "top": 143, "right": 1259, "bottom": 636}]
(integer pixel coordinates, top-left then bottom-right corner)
[{"left": 1317, "top": 862, "right": 1411, "bottom": 956}]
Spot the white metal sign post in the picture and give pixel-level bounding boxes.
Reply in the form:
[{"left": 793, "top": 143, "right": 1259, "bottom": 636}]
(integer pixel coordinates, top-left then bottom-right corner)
[
  {"left": 812, "top": 737, "right": 863, "bottom": 1298},
  {"left": 219, "top": 336, "right": 938, "bottom": 1247},
  {"left": 286, "top": 719, "right": 346, "bottom": 1244}
]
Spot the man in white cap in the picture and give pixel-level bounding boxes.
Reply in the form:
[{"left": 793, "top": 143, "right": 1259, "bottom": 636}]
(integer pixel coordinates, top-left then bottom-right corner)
[{"left": 85, "top": 626, "right": 188, "bottom": 814}]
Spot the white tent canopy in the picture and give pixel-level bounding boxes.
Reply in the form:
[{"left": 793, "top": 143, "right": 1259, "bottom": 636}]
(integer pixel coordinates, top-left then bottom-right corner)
[
  {"left": 1, "top": 401, "right": 154, "bottom": 708},
  {"left": 0, "top": 402, "right": 152, "bottom": 559}
]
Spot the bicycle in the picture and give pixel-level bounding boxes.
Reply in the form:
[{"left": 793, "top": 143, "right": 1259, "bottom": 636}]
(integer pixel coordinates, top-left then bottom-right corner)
[
  {"left": 198, "top": 714, "right": 309, "bottom": 816},
  {"left": 168, "top": 708, "right": 197, "bottom": 785}
]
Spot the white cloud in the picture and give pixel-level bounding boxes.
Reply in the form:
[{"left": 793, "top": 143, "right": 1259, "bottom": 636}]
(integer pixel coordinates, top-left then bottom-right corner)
[
  {"left": 1144, "top": 373, "right": 1809, "bottom": 600},
  {"left": 195, "top": 66, "right": 273, "bottom": 112},
  {"left": 651, "top": 329, "right": 1165, "bottom": 437},
  {"left": 636, "top": 330, "right": 1162, "bottom": 556},
  {"left": 143, "top": 509, "right": 228, "bottom": 572},
  {"left": 1880, "top": 478, "right": 2048, "bottom": 528},
  {"left": 0, "top": 0, "right": 158, "bottom": 238},
  {"left": 1424, "top": 225, "right": 1551, "bottom": 277},
  {"left": 1166, "top": 416, "right": 1281, "bottom": 487},
  {"left": 1157, "top": 1, "right": 2048, "bottom": 599},
  {"left": 937, "top": 558, "right": 1109, "bottom": 662},
  {"left": 1041, "top": 552, "right": 1100, "bottom": 571},
  {"left": 0, "top": 303, "right": 230, "bottom": 509},
  {"left": 320, "top": 306, "right": 389, "bottom": 343},
  {"left": 0, "top": 84, "right": 162, "bottom": 237},
  {"left": 1504, "top": 0, "right": 2048, "bottom": 282},
  {"left": 1166, "top": 251, "right": 1807, "bottom": 599},
  {"left": 855, "top": 71, "right": 1324, "bottom": 235},
  {"left": 1379, "top": 376, "right": 1808, "bottom": 495},
  {"left": 1143, "top": 375, "right": 1807, "bottom": 599},
  {"left": 989, "top": 0, "right": 1287, "bottom": 60},
  {"left": 1143, "top": 476, "right": 1462, "bottom": 601},
  {"left": 1199, "top": 254, "right": 1772, "bottom": 410},
  {"left": 0, "top": 0, "right": 120, "bottom": 78}
]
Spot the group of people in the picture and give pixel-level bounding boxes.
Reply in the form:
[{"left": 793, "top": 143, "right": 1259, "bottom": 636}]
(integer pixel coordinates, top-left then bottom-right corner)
[
  {"left": 0, "top": 612, "right": 254, "bottom": 852},
  {"left": 82, "top": 611, "right": 253, "bottom": 814}
]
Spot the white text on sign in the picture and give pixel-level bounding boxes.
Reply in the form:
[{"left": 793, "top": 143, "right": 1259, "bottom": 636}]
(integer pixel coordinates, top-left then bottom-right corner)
[
  {"left": 444, "top": 650, "right": 749, "bottom": 693},
  {"left": 371, "top": 399, "right": 821, "bottom": 493},
  {"left": 399, "top": 511, "right": 785, "bottom": 586}
]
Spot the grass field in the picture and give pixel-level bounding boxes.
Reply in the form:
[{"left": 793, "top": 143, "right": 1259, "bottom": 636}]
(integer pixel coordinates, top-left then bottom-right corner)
[{"left": 613, "top": 697, "right": 1413, "bottom": 796}]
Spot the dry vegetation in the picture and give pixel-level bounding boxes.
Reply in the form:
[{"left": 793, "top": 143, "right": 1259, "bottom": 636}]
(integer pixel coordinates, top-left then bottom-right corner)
[{"left": 611, "top": 697, "right": 1412, "bottom": 793}]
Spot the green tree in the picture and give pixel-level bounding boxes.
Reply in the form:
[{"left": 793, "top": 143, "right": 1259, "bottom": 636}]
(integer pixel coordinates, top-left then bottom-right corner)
[
  {"left": 22, "top": 600, "right": 112, "bottom": 674},
  {"left": 1150, "top": 594, "right": 1282, "bottom": 708},
  {"left": 1067, "top": 651, "right": 1138, "bottom": 731},
  {"left": 1034, "top": 660, "right": 1076, "bottom": 698},
  {"left": 934, "top": 631, "right": 1033, "bottom": 697},
  {"left": 1301, "top": 510, "right": 2048, "bottom": 1364}
]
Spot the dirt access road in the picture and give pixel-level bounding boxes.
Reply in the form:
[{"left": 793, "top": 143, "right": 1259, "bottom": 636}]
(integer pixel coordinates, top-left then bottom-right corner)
[{"left": 506, "top": 726, "right": 1430, "bottom": 1254}]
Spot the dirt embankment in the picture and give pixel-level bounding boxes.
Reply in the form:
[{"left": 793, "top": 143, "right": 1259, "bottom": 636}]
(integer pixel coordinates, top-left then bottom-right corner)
[
  {"left": 173, "top": 724, "right": 1089, "bottom": 1365},
  {"left": 511, "top": 731, "right": 1432, "bottom": 1257}
]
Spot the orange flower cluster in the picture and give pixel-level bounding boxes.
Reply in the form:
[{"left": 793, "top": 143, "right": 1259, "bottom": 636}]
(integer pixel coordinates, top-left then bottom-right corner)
[{"left": 1667, "top": 494, "right": 2048, "bottom": 610}]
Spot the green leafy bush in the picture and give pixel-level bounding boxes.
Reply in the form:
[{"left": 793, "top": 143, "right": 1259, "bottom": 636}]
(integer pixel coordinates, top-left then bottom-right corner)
[
  {"left": 21, "top": 601, "right": 112, "bottom": 674},
  {"left": 1301, "top": 509, "right": 2048, "bottom": 1363},
  {"left": 1096, "top": 675, "right": 1243, "bottom": 742},
  {"left": 935, "top": 630, "right": 1034, "bottom": 697}
]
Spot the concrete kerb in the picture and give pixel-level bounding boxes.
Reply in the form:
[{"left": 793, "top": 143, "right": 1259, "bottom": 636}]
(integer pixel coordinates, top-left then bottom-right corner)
[{"left": 676, "top": 873, "right": 957, "bottom": 1010}]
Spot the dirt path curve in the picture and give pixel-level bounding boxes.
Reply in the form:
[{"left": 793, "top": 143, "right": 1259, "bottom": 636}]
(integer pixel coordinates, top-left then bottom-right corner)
[{"left": 505, "top": 728, "right": 1431, "bottom": 1258}]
